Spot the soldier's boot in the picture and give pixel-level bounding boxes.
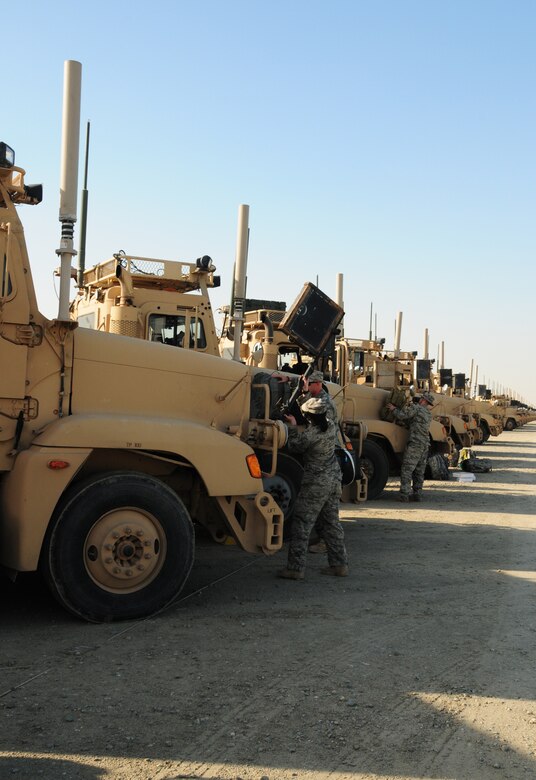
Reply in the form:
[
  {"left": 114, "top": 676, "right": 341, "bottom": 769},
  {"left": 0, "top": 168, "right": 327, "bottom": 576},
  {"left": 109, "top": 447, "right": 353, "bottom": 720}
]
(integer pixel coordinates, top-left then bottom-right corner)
[
  {"left": 308, "top": 540, "right": 327, "bottom": 554},
  {"left": 321, "top": 565, "right": 349, "bottom": 577},
  {"left": 277, "top": 568, "right": 305, "bottom": 581},
  {"left": 398, "top": 494, "right": 410, "bottom": 503}
]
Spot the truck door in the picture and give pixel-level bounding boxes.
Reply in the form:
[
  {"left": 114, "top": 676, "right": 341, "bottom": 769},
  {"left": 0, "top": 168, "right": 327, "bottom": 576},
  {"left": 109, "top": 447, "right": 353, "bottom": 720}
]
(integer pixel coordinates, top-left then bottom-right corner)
[{"left": 0, "top": 223, "right": 32, "bottom": 465}]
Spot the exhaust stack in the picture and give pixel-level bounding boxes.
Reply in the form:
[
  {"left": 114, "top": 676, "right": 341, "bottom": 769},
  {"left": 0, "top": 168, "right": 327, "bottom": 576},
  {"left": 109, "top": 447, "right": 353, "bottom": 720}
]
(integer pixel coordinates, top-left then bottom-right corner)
[
  {"left": 77, "top": 121, "right": 90, "bottom": 288},
  {"left": 394, "top": 311, "right": 403, "bottom": 357},
  {"left": 423, "top": 328, "right": 429, "bottom": 360},
  {"left": 56, "top": 60, "right": 82, "bottom": 320},
  {"left": 336, "top": 273, "right": 344, "bottom": 336},
  {"left": 232, "top": 204, "right": 250, "bottom": 361},
  {"left": 469, "top": 359, "right": 474, "bottom": 396}
]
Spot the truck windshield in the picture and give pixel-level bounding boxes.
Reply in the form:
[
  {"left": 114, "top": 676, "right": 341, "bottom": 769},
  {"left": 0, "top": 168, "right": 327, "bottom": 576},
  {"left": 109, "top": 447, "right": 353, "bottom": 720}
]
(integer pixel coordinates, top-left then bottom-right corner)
[{"left": 148, "top": 313, "right": 206, "bottom": 349}]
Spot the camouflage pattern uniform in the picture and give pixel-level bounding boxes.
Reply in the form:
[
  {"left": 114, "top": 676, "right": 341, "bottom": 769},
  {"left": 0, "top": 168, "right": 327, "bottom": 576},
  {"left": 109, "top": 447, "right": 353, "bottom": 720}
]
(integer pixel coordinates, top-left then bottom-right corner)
[
  {"left": 284, "top": 420, "right": 348, "bottom": 573},
  {"left": 392, "top": 403, "right": 433, "bottom": 498},
  {"left": 299, "top": 387, "right": 338, "bottom": 545},
  {"left": 296, "top": 374, "right": 338, "bottom": 425},
  {"left": 301, "top": 388, "right": 338, "bottom": 424}
]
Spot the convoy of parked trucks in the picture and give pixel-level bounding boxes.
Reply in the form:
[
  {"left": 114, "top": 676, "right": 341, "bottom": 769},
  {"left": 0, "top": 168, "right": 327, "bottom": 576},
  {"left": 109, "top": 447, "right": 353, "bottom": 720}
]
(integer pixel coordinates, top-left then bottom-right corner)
[{"left": 1, "top": 60, "right": 533, "bottom": 622}]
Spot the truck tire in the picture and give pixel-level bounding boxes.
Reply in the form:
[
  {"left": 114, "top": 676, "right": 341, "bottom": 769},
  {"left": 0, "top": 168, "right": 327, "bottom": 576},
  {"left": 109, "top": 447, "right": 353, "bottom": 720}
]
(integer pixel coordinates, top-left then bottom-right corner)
[
  {"left": 505, "top": 418, "right": 516, "bottom": 431},
  {"left": 40, "top": 472, "right": 194, "bottom": 623},
  {"left": 359, "top": 439, "right": 389, "bottom": 500},
  {"left": 256, "top": 451, "right": 303, "bottom": 537},
  {"left": 480, "top": 422, "right": 490, "bottom": 443}
]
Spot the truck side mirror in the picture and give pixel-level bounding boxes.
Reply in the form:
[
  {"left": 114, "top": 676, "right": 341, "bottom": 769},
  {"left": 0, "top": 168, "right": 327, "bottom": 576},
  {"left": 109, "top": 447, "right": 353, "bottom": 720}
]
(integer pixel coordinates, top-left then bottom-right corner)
[{"left": 251, "top": 343, "right": 264, "bottom": 364}]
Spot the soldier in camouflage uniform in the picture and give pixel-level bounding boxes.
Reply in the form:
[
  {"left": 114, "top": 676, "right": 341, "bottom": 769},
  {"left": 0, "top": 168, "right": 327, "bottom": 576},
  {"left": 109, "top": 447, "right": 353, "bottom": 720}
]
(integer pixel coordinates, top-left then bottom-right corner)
[
  {"left": 298, "top": 370, "right": 338, "bottom": 425},
  {"left": 274, "top": 369, "right": 338, "bottom": 423},
  {"left": 387, "top": 392, "right": 435, "bottom": 502},
  {"left": 277, "top": 396, "right": 349, "bottom": 580},
  {"left": 298, "top": 370, "right": 338, "bottom": 554}
]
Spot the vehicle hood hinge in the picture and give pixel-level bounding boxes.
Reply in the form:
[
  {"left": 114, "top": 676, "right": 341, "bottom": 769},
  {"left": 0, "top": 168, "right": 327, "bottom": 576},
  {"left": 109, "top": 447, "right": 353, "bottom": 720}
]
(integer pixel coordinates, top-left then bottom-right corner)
[
  {"left": 0, "top": 396, "right": 39, "bottom": 421},
  {"left": 0, "top": 322, "right": 43, "bottom": 346}
]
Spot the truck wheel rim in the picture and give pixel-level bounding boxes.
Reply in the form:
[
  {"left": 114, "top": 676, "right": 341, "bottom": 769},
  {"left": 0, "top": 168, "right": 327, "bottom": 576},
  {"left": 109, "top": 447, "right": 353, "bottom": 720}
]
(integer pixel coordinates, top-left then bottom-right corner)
[
  {"left": 84, "top": 508, "right": 166, "bottom": 593},
  {"left": 360, "top": 458, "right": 375, "bottom": 480},
  {"left": 262, "top": 474, "right": 294, "bottom": 515}
]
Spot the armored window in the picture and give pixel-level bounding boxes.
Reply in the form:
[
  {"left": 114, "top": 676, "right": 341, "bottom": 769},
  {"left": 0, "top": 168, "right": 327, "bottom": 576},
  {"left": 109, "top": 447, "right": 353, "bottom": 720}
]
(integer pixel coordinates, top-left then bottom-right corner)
[
  {"left": 189, "top": 317, "right": 206, "bottom": 349},
  {"left": 77, "top": 312, "right": 96, "bottom": 330},
  {"left": 351, "top": 351, "right": 365, "bottom": 373},
  {"left": 148, "top": 314, "right": 186, "bottom": 346},
  {"left": 148, "top": 313, "right": 206, "bottom": 350}
]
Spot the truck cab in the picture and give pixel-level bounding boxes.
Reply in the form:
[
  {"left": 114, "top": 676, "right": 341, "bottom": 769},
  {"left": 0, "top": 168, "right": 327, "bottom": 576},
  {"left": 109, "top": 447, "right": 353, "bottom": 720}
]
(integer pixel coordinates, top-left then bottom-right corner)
[
  {"left": 72, "top": 252, "right": 220, "bottom": 354},
  {"left": 0, "top": 101, "right": 287, "bottom": 622}
]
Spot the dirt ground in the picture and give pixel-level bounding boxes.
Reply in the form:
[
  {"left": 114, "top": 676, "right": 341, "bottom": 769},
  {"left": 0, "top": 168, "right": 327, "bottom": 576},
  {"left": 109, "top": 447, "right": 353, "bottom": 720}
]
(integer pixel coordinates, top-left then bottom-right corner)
[{"left": 1, "top": 424, "right": 536, "bottom": 780}]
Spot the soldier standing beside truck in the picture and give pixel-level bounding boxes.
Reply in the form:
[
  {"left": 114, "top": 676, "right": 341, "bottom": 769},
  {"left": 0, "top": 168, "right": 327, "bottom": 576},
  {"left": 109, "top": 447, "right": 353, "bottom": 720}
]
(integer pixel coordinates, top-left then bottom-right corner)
[
  {"left": 275, "top": 370, "right": 338, "bottom": 424},
  {"left": 299, "top": 370, "right": 338, "bottom": 424},
  {"left": 277, "top": 369, "right": 342, "bottom": 554},
  {"left": 387, "top": 392, "right": 435, "bottom": 502},
  {"left": 300, "top": 370, "right": 339, "bottom": 554},
  {"left": 277, "top": 397, "right": 349, "bottom": 580}
]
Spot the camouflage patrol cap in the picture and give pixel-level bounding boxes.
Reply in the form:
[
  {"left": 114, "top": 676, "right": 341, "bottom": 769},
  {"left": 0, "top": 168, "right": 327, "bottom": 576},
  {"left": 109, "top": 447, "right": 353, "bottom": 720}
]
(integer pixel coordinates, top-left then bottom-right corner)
[
  {"left": 301, "top": 396, "right": 328, "bottom": 415},
  {"left": 308, "top": 370, "right": 324, "bottom": 383},
  {"left": 420, "top": 392, "right": 435, "bottom": 406}
]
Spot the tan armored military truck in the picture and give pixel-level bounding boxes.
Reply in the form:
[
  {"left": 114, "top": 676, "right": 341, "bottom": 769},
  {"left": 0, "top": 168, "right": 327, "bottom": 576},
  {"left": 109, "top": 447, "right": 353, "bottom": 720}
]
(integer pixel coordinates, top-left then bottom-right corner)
[
  {"left": 220, "top": 296, "right": 452, "bottom": 498},
  {"left": 427, "top": 367, "right": 485, "bottom": 447},
  {"left": 470, "top": 399, "right": 504, "bottom": 439},
  {"left": 493, "top": 396, "right": 530, "bottom": 430},
  {"left": 380, "top": 352, "right": 480, "bottom": 451},
  {"left": 452, "top": 379, "right": 503, "bottom": 441},
  {"left": 0, "top": 62, "right": 286, "bottom": 623},
  {"left": 344, "top": 339, "right": 491, "bottom": 448},
  {"left": 492, "top": 390, "right": 536, "bottom": 428},
  {"left": 73, "top": 257, "right": 368, "bottom": 514}
]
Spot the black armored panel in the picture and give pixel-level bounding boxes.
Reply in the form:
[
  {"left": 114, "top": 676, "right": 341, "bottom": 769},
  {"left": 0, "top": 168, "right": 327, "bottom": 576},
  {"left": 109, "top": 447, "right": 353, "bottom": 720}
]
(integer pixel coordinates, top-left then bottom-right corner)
[
  {"left": 439, "top": 368, "right": 453, "bottom": 387},
  {"left": 416, "top": 359, "right": 431, "bottom": 381},
  {"left": 279, "top": 283, "right": 344, "bottom": 357},
  {"left": 454, "top": 373, "right": 466, "bottom": 390}
]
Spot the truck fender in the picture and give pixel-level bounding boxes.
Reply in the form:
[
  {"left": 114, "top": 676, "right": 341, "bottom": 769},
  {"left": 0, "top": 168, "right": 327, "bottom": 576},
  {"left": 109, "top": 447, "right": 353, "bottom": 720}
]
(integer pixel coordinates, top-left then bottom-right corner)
[
  {"left": 0, "top": 446, "right": 92, "bottom": 571},
  {"left": 358, "top": 419, "right": 408, "bottom": 454},
  {"left": 448, "top": 416, "right": 468, "bottom": 434},
  {"left": 429, "top": 420, "right": 452, "bottom": 451},
  {"left": 32, "top": 414, "right": 263, "bottom": 497}
]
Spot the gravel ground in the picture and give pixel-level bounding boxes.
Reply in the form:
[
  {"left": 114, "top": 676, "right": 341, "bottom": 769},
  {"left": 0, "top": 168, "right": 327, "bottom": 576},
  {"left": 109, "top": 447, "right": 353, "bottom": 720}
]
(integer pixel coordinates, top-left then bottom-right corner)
[{"left": 1, "top": 423, "right": 535, "bottom": 780}]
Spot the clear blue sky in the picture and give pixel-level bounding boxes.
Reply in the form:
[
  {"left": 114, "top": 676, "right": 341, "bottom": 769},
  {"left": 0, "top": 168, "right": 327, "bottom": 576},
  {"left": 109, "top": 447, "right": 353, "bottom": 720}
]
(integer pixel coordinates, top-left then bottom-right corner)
[{"left": 6, "top": 0, "right": 535, "bottom": 404}]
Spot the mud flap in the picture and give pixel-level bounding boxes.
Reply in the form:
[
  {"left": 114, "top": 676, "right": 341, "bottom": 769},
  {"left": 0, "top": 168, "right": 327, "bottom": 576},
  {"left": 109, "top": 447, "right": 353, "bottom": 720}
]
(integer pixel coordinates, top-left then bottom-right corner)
[
  {"left": 215, "top": 491, "right": 284, "bottom": 554},
  {"left": 342, "top": 470, "right": 368, "bottom": 503}
]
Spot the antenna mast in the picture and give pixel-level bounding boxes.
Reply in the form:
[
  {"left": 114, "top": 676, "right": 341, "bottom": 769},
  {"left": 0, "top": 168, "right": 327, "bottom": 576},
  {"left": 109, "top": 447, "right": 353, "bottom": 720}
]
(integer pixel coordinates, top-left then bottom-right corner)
[{"left": 77, "top": 121, "right": 90, "bottom": 287}]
